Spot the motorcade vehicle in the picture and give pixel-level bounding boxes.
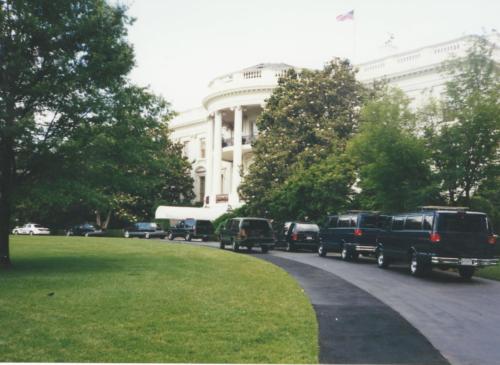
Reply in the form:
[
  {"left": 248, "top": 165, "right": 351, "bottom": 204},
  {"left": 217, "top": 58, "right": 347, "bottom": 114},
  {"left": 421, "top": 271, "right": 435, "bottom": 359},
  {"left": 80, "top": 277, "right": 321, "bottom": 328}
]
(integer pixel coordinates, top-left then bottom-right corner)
[
  {"left": 376, "top": 206, "right": 498, "bottom": 279},
  {"left": 318, "top": 211, "right": 390, "bottom": 260},
  {"left": 66, "top": 223, "right": 103, "bottom": 237},
  {"left": 124, "top": 222, "right": 166, "bottom": 239},
  {"left": 278, "top": 222, "right": 320, "bottom": 252},
  {"left": 219, "top": 217, "right": 275, "bottom": 253},
  {"left": 167, "top": 219, "right": 214, "bottom": 241},
  {"left": 12, "top": 223, "right": 50, "bottom": 235}
]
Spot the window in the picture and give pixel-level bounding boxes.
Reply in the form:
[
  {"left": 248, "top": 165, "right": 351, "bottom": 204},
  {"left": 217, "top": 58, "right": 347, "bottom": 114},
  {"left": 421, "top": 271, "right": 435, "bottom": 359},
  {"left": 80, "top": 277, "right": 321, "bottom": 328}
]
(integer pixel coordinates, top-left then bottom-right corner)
[
  {"left": 338, "top": 216, "right": 350, "bottom": 228},
  {"left": 182, "top": 141, "right": 189, "bottom": 156},
  {"left": 438, "top": 213, "right": 488, "bottom": 233},
  {"left": 392, "top": 216, "right": 405, "bottom": 230},
  {"left": 349, "top": 215, "right": 358, "bottom": 227},
  {"left": 404, "top": 215, "right": 423, "bottom": 230},
  {"left": 199, "top": 176, "right": 205, "bottom": 202},
  {"left": 423, "top": 214, "right": 434, "bottom": 230},
  {"left": 230, "top": 219, "right": 240, "bottom": 231},
  {"left": 328, "top": 217, "right": 338, "bottom": 228},
  {"left": 200, "top": 138, "right": 206, "bottom": 159}
]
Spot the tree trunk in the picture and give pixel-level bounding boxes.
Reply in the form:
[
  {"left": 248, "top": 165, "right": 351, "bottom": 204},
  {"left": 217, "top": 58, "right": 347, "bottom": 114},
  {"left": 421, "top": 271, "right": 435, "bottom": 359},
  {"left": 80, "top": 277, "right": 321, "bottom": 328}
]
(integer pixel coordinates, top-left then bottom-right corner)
[
  {"left": 95, "top": 211, "right": 102, "bottom": 229},
  {"left": 103, "top": 210, "right": 112, "bottom": 230},
  {"left": 0, "top": 136, "right": 14, "bottom": 268}
]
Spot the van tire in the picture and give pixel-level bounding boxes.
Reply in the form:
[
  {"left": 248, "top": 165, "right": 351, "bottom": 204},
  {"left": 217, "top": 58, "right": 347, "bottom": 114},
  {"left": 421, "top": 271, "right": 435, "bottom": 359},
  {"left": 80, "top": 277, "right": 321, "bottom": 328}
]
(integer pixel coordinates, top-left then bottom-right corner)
[
  {"left": 410, "top": 252, "right": 429, "bottom": 277},
  {"left": 185, "top": 233, "right": 192, "bottom": 242},
  {"left": 167, "top": 232, "right": 174, "bottom": 240},
  {"left": 458, "top": 267, "right": 475, "bottom": 280},
  {"left": 341, "top": 247, "right": 351, "bottom": 261},
  {"left": 220, "top": 241, "right": 225, "bottom": 249},
  {"left": 261, "top": 246, "right": 269, "bottom": 253},
  {"left": 286, "top": 242, "right": 295, "bottom": 252},
  {"left": 318, "top": 244, "right": 327, "bottom": 257},
  {"left": 232, "top": 240, "right": 239, "bottom": 253},
  {"left": 377, "top": 249, "right": 390, "bottom": 268}
]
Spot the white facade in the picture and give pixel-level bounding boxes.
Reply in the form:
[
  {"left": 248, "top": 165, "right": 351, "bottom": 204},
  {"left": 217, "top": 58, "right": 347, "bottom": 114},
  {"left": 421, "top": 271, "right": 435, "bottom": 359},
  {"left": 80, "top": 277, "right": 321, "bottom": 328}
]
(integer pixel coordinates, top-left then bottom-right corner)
[{"left": 158, "top": 34, "right": 499, "bottom": 221}]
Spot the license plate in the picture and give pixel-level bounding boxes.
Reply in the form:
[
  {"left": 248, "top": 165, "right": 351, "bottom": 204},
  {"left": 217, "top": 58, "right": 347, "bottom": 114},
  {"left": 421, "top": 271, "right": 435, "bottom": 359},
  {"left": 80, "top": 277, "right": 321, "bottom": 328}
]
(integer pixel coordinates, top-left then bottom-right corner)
[
  {"left": 306, "top": 236, "right": 313, "bottom": 240},
  {"left": 461, "top": 258, "right": 473, "bottom": 266}
]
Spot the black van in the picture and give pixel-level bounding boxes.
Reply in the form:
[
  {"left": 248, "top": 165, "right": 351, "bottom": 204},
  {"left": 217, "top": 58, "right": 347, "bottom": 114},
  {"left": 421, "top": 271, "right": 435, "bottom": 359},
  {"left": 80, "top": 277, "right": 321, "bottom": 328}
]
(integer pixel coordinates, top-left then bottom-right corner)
[
  {"left": 219, "top": 217, "right": 275, "bottom": 253},
  {"left": 279, "top": 222, "right": 320, "bottom": 252},
  {"left": 376, "top": 207, "right": 498, "bottom": 279},
  {"left": 318, "top": 211, "right": 390, "bottom": 260},
  {"left": 167, "top": 219, "right": 214, "bottom": 241}
]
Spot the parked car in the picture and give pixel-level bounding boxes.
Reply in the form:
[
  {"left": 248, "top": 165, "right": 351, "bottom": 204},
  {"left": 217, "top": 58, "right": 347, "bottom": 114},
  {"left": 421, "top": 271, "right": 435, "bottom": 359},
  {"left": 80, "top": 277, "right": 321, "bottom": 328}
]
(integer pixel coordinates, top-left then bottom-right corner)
[
  {"left": 66, "top": 223, "right": 103, "bottom": 237},
  {"left": 12, "top": 223, "right": 50, "bottom": 235},
  {"left": 124, "top": 222, "right": 166, "bottom": 239},
  {"left": 318, "top": 211, "right": 390, "bottom": 260},
  {"left": 277, "top": 222, "right": 320, "bottom": 252},
  {"left": 376, "top": 206, "right": 498, "bottom": 279},
  {"left": 167, "top": 219, "right": 214, "bottom": 241},
  {"left": 219, "top": 217, "right": 275, "bottom": 253}
]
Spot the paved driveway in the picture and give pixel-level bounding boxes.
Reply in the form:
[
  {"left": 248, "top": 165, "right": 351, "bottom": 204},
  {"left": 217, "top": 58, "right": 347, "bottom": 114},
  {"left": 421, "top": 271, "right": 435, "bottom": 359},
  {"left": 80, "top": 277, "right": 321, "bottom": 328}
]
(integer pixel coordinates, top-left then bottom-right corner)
[{"left": 167, "top": 239, "right": 500, "bottom": 365}]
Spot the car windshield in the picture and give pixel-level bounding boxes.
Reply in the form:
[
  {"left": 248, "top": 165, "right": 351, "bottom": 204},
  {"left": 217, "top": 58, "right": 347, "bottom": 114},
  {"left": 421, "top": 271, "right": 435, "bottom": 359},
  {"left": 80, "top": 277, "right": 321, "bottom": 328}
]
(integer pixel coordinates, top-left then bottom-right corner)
[
  {"left": 83, "top": 224, "right": 95, "bottom": 229},
  {"left": 184, "top": 219, "right": 195, "bottom": 227},
  {"left": 295, "top": 223, "right": 319, "bottom": 232},
  {"left": 438, "top": 213, "right": 488, "bottom": 233}
]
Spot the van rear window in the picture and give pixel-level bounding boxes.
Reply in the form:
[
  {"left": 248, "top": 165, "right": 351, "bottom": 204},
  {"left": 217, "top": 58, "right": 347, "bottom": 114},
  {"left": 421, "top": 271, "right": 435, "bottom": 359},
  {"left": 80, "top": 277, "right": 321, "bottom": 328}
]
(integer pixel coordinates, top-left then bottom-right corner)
[
  {"left": 438, "top": 213, "right": 488, "bottom": 233},
  {"left": 244, "top": 220, "right": 271, "bottom": 232}
]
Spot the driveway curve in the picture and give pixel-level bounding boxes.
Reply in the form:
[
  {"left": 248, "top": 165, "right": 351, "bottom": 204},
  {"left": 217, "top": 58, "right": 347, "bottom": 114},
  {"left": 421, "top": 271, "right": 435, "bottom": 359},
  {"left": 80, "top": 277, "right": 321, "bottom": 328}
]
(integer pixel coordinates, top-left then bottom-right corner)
[{"left": 270, "top": 250, "right": 500, "bottom": 365}]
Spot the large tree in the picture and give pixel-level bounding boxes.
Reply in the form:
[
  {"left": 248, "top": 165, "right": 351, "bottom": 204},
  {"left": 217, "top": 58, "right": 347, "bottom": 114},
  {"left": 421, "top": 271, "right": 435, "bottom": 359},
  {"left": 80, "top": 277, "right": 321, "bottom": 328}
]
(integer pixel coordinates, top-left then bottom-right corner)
[
  {"left": 421, "top": 36, "right": 500, "bottom": 204},
  {"left": 0, "top": 0, "right": 134, "bottom": 267},
  {"left": 239, "top": 59, "right": 364, "bottom": 217},
  {"left": 349, "top": 88, "right": 439, "bottom": 212},
  {"left": 14, "top": 85, "right": 194, "bottom": 229}
]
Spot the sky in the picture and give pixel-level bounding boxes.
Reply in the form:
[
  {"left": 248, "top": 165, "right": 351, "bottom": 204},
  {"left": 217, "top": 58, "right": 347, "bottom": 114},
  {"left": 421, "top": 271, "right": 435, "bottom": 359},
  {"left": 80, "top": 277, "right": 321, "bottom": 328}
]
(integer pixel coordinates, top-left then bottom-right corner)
[{"left": 121, "top": 0, "right": 500, "bottom": 112}]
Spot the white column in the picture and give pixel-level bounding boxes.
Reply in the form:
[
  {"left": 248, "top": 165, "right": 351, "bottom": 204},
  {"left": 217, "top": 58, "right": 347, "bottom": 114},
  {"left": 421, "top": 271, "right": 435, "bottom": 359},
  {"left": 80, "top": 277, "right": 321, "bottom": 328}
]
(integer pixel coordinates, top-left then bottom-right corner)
[
  {"left": 205, "top": 115, "right": 214, "bottom": 205},
  {"left": 232, "top": 106, "right": 243, "bottom": 204},
  {"left": 213, "top": 111, "right": 222, "bottom": 199}
]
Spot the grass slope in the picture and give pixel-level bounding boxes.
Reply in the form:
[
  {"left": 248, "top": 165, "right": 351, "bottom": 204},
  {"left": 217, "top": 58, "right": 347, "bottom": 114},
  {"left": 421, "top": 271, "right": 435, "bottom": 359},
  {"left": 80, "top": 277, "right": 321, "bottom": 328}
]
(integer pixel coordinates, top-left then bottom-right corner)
[
  {"left": 0, "top": 236, "right": 318, "bottom": 363},
  {"left": 477, "top": 264, "right": 500, "bottom": 281}
]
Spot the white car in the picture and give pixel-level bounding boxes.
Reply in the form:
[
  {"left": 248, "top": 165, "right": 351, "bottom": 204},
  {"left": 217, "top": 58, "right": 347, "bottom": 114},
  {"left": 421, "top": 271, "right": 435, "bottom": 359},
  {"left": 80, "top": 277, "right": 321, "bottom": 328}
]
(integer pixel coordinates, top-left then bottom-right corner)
[{"left": 12, "top": 223, "right": 50, "bottom": 235}]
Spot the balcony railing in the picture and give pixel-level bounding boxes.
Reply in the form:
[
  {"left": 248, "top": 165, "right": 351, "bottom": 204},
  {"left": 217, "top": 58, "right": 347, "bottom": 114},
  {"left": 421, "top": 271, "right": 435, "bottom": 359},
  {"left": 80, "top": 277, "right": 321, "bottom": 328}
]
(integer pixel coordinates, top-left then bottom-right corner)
[{"left": 222, "top": 135, "right": 256, "bottom": 147}]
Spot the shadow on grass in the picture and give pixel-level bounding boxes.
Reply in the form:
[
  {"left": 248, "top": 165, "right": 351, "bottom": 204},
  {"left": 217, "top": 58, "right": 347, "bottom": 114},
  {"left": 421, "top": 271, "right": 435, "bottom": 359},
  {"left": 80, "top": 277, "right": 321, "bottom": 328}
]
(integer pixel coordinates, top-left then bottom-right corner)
[{"left": 5, "top": 255, "right": 126, "bottom": 276}]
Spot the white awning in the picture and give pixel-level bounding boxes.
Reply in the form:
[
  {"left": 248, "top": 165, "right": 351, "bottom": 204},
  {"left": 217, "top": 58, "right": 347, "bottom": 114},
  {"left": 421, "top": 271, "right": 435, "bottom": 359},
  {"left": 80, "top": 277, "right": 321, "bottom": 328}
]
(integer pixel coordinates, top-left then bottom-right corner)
[{"left": 155, "top": 205, "right": 230, "bottom": 221}]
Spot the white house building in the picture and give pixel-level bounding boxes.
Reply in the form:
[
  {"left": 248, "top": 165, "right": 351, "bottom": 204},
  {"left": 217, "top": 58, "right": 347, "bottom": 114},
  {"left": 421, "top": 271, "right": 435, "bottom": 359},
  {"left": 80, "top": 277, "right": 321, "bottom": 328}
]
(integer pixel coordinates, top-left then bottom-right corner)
[{"left": 156, "top": 33, "right": 499, "bottom": 221}]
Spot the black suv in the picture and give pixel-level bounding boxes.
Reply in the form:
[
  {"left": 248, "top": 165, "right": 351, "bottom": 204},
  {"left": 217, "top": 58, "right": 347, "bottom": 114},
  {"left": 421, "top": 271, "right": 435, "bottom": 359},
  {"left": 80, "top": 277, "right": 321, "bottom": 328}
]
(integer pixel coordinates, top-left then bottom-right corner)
[
  {"left": 318, "top": 211, "right": 390, "bottom": 260},
  {"left": 167, "top": 219, "right": 214, "bottom": 241},
  {"left": 124, "top": 222, "right": 166, "bottom": 239},
  {"left": 219, "top": 217, "right": 275, "bottom": 253},
  {"left": 376, "top": 207, "right": 498, "bottom": 279},
  {"left": 278, "top": 222, "right": 320, "bottom": 252}
]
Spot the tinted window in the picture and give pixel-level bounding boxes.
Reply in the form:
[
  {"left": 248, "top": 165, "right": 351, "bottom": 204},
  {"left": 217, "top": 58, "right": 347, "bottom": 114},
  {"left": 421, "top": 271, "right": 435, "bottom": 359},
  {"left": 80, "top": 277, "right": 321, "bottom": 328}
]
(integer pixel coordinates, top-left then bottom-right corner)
[
  {"left": 230, "top": 219, "right": 240, "bottom": 231},
  {"left": 294, "top": 223, "right": 319, "bottom": 232},
  {"left": 184, "top": 219, "right": 195, "bottom": 227},
  {"left": 404, "top": 215, "right": 422, "bottom": 230},
  {"left": 392, "top": 217, "right": 405, "bottom": 230},
  {"left": 338, "top": 217, "right": 350, "bottom": 228},
  {"left": 438, "top": 213, "right": 488, "bottom": 233},
  {"left": 196, "top": 220, "right": 212, "bottom": 229},
  {"left": 138, "top": 223, "right": 157, "bottom": 230},
  {"left": 350, "top": 216, "right": 358, "bottom": 227},
  {"left": 360, "top": 215, "right": 380, "bottom": 228},
  {"left": 328, "top": 217, "right": 338, "bottom": 228},
  {"left": 243, "top": 219, "right": 271, "bottom": 232},
  {"left": 423, "top": 214, "right": 434, "bottom": 230}
]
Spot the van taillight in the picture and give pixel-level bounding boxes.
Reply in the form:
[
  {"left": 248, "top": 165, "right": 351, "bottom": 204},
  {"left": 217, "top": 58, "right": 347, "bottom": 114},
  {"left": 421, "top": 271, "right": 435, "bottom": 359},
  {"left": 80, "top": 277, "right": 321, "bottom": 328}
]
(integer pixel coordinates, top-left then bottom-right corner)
[
  {"left": 488, "top": 235, "right": 497, "bottom": 245},
  {"left": 430, "top": 232, "right": 441, "bottom": 243},
  {"left": 354, "top": 229, "right": 363, "bottom": 237},
  {"left": 291, "top": 233, "right": 298, "bottom": 241}
]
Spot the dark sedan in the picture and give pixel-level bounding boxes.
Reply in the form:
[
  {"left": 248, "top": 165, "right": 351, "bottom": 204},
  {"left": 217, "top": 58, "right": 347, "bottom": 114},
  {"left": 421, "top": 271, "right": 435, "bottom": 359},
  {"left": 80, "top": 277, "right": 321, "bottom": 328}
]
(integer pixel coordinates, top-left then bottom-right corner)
[
  {"left": 66, "top": 223, "right": 104, "bottom": 237},
  {"left": 124, "top": 222, "right": 167, "bottom": 239}
]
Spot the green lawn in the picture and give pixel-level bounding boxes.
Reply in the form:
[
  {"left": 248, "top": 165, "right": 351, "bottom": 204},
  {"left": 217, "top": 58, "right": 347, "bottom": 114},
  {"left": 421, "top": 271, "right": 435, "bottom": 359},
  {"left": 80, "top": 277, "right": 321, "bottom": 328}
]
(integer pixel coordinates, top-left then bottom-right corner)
[
  {"left": 0, "top": 236, "right": 318, "bottom": 363},
  {"left": 477, "top": 263, "right": 500, "bottom": 281}
]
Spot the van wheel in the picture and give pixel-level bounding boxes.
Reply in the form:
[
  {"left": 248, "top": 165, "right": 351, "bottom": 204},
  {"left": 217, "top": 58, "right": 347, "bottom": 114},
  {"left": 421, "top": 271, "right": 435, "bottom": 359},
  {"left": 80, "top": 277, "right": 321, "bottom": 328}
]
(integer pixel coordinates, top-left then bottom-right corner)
[
  {"left": 286, "top": 242, "right": 295, "bottom": 252},
  {"left": 232, "top": 240, "right": 239, "bottom": 253},
  {"left": 410, "top": 252, "right": 429, "bottom": 277},
  {"left": 458, "top": 267, "right": 475, "bottom": 280},
  {"left": 145, "top": 233, "right": 150, "bottom": 239},
  {"left": 341, "top": 247, "right": 351, "bottom": 261},
  {"left": 124, "top": 231, "right": 130, "bottom": 238},
  {"left": 377, "top": 250, "right": 389, "bottom": 268},
  {"left": 167, "top": 232, "right": 174, "bottom": 240},
  {"left": 318, "top": 244, "right": 327, "bottom": 257},
  {"left": 185, "top": 233, "right": 192, "bottom": 241},
  {"left": 261, "top": 246, "right": 269, "bottom": 253}
]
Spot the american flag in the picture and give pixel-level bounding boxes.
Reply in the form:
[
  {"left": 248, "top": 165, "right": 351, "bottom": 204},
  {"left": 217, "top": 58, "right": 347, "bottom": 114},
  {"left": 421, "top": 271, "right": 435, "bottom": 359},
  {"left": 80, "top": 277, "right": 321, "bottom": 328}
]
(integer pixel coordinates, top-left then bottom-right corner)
[{"left": 336, "top": 10, "right": 354, "bottom": 21}]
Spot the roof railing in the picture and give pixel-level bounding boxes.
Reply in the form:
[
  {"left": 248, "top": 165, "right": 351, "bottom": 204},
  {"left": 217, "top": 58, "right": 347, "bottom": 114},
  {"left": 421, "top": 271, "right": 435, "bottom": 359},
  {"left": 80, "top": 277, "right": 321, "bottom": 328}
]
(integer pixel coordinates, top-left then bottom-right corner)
[{"left": 419, "top": 206, "right": 469, "bottom": 212}]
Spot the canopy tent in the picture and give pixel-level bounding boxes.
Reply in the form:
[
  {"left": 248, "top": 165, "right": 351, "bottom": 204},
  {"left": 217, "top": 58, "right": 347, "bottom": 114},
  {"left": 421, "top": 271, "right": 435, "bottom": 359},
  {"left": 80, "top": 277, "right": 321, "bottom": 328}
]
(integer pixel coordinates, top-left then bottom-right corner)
[{"left": 155, "top": 205, "right": 230, "bottom": 221}]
